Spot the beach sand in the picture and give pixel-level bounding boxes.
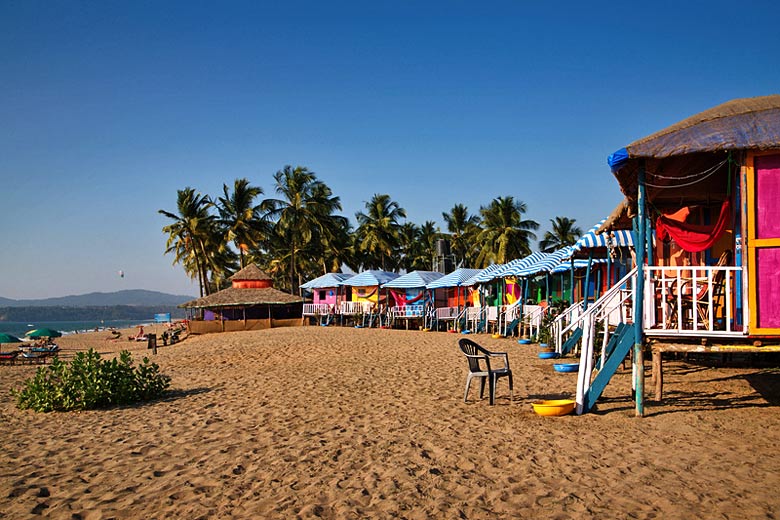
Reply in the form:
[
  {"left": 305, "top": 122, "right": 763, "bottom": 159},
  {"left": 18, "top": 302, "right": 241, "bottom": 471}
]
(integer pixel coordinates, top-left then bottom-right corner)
[{"left": 1, "top": 326, "right": 779, "bottom": 519}]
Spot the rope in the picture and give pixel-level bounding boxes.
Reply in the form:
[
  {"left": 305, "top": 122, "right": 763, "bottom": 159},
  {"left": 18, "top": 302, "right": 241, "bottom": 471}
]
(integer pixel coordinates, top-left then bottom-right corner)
[
  {"left": 645, "top": 158, "right": 728, "bottom": 181},
  {"left": 645, "top": 162, "right": 724, "bottom": 189}
]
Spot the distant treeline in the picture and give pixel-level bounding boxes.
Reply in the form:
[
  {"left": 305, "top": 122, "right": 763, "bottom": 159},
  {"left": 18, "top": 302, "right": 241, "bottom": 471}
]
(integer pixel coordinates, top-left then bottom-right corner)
[{"left": 0, "top": 306, "right": 187, "bottom": 322}]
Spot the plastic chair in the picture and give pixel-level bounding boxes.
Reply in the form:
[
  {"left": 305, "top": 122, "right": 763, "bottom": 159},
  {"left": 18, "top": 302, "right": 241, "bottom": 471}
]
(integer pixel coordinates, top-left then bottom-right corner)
[{"left": 458, "top": 338, "right": 514, "bottom": 405}]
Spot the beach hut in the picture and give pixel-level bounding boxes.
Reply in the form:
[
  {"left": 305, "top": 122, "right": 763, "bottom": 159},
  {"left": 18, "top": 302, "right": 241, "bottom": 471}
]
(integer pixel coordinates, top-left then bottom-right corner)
[
  {"left": 382, "top": 271, "right": 443, "bottom": 329},
  {"left": 576, "top": 95, "right": 780, "bottom": 416},
  {"left": 181, "top": 264, "right": 303, "bottom": 334},
  {"left": 425, "top": 268, "right": 481, "bottom": 330},
  {"left": 340, "top": 270, "right": 399, "bottom": 325},
  {"left": 300, "top": 272, "right": 353, "bottom": 322}
]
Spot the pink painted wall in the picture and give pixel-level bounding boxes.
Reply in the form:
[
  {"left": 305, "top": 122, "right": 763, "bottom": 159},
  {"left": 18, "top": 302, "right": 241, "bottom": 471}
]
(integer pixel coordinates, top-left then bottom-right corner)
[
  {"left": 757, "top": 248, "right": 780, "bottom": 328},
  {"left": 312, "top": 287, "right": 339, "bottom": 306},
  {"left": 756, "top": 154, "right": 780, "bottom": 239}
]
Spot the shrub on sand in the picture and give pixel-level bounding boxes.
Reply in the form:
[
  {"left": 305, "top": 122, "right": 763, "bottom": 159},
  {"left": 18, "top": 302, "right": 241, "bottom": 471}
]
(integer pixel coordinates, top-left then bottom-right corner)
[{"left": 13, "top": 349, "right": 171, "bottom": 412}]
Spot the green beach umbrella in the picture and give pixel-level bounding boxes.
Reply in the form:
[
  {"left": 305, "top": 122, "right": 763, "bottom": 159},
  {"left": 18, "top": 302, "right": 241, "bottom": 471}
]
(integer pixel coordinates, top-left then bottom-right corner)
[
  {"left": 0, "top": 333, "right": 22, "bottom": 353},
  {"left": 0, "top": 333, "right": 22, "bottom": 344},
  {"left": 25, "top": 328, "right": 62, "bottom": 339}
]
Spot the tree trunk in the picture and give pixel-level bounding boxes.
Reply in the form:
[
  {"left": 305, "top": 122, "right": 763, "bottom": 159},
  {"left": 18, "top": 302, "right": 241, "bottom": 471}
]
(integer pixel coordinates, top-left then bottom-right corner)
[{"left": 290, "top": 246, "right": 296, "bottom": 295}]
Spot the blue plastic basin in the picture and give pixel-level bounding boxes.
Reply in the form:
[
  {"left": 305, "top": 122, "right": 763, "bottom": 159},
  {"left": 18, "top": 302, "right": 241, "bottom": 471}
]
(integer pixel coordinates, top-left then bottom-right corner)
[{"left": 553, "top": 363, "right": 579, "bottom": 373}]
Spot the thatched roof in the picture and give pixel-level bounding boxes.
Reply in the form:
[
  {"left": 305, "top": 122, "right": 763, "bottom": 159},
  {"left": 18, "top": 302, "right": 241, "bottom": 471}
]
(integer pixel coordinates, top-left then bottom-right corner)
[
  {"left": 608, "top": 95, "right": 780, "bottom": 208},
  {"left": 180, "top": 287, "right": 303, "bottom": 309},
  {"left": 597, "top": 198, "right": 634, "bottom": 233},
  {"left": 625, "top": 95, "right": 780, "bottom": 159},
  {"left": 229, "top": 264, "right": 272, "bottom": 281}
]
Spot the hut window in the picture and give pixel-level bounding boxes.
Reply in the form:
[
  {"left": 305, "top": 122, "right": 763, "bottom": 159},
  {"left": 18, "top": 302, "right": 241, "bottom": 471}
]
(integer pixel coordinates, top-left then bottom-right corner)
[{"left": 319, "top": 290, "right": 326, "bottom": 300}]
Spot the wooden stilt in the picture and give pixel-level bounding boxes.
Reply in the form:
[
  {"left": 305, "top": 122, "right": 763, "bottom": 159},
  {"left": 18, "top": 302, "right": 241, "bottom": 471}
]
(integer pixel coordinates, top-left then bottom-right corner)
[{"left": 652, "top": 348, "right": 663, "bottom": 401}]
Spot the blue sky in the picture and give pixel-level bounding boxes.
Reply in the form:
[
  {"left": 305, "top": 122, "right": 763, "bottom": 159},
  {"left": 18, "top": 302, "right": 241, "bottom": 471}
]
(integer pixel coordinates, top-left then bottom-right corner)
[{"left": 1, "top": 1, "right": 779, "bottom": 299}]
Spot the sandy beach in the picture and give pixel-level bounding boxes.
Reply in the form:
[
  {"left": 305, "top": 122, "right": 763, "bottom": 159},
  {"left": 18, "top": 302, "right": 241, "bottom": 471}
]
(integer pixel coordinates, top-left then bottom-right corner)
[{"left": 1, "top": 326, "right": 779, "bottom": 519}]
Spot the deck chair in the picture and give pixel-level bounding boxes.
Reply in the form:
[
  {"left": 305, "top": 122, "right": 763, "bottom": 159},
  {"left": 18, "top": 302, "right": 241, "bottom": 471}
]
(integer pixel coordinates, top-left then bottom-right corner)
[
  {"left": 666, "top": 249, "right": 732, "bottom": 330},
  {"left": 458, "top": 338, "right": 514, "bottom": 405}
]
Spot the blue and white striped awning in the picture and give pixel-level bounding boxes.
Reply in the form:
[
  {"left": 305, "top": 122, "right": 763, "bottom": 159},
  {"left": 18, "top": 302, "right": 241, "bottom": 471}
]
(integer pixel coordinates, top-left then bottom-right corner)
[
  {"left": 300, "top": 272, "right": 353, "bottom": 290},
  {"left": 382, "top": 270, "right": 443, "bottom": 289},
  {"left": 572, "top": 219, "right": 634, "bottom": 253},
  {"left": 495, "top": 251, "right": 549, "bottom": 277},
  {"left": 425, "top": 268, "right": 482, "bottom": 289},
  {"left": 513, "top": 247, "right": 574, "bottom": 277},
  {"left": 549, "top": 258, "right": 607, "bottom": 274},
  {"left": 340, "top": 270, "right": 399, "bottom": 287},
  {"left": 464, "top": 263, "right": 506, "bottom": 285}
]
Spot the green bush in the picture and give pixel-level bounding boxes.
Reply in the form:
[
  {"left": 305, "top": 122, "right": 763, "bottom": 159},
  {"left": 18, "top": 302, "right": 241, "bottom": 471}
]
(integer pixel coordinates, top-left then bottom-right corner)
[{"left": 12, "top": 349, "right": 171, "bottom": 412}]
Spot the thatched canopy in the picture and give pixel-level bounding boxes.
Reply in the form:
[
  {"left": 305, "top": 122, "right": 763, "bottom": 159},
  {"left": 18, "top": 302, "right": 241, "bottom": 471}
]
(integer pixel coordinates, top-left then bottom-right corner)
[
  {"left": 229, "top": 264, "right": 272, "bottom": 281},
  {"left": 597, "top": 198, "right": 634, "bottom": 233},
  {"left": 181, "top": 287, "right": 303, "bottom": 309},
  {"left": 608, "top": 95, "right": 780, "bottom": 209}
]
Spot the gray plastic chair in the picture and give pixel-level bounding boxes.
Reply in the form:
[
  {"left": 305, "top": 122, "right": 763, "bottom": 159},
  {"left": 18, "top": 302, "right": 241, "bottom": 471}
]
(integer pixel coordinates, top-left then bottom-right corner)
[{"left": 458, "top": 338, "right": 513, "bottom": 405}]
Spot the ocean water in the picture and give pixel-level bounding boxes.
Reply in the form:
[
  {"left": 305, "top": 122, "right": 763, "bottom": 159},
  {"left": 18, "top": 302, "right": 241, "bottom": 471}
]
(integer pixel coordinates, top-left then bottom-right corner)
[{"left": 0, "top": 320, "right": 152, "bottom": 338}]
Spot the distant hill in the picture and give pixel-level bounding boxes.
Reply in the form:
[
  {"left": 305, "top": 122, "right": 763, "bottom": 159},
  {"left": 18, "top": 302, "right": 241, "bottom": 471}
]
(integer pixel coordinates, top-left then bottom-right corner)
[{"left": 0, "top": 290, "right": 195, "bottom": 308}]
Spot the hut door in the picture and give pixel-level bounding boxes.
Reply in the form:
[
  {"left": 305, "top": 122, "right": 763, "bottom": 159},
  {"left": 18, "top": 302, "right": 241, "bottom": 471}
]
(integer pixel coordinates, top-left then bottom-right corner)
[{"left": 748, "top": 153, "right": 780, "bottom": 334}]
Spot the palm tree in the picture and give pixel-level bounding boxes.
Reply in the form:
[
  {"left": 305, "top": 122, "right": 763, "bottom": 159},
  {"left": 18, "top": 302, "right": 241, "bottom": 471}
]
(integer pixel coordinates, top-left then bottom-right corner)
[
  {"left": 442, "top": 203, "right": 481, "bottom": 267},
  {"left": 473, "top": 196, "right": 539, "bottom": 267},
  {"left": 539, "top": 216, "right": 583, "bottom": 252},
  {"left": 398, "top": 222, "right": 420, "bottom": 272},
  {"left": 415, "top": 220, "right": 441, "bottom": 271},
  {"left": 262, "top": 166, "right": 345, "bottom": 294},
  {"left": 354, "top": 194, "right": 407, "bottom": 271},
  {"left": 159, "top": 187, "right": 218, "bottom": 297},
  {"left": 216, "top": 178, "right": 266, "bottom": 269}
]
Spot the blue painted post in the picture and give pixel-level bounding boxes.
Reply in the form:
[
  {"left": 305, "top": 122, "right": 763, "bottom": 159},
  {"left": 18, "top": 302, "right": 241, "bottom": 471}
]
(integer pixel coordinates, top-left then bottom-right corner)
[
  {"left": 569, "top": 257, "right": 575, "bottom": 306},
  {"left": 634, "top": 161, "right": 647, "bottom": 417},
  {"left": 582, "top": 251, "right": 594, "bottom": 311},
  {"left": 595, "top": 263, "right": 602, "bottom": 300},
  {"left": 545, "top": 273, "right": 550, "bottom": 302},
  {"left": 735, "top": 165, "right": 744, "bottom": 328},
  {"left": 646, "top": 213, "right": 654, "bottom": 267}
]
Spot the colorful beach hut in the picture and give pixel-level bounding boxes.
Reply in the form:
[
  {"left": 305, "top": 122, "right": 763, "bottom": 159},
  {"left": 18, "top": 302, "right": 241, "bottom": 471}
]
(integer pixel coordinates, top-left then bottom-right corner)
[
  {"left": 425, "top": 268, "right": 481, "bottom": 330},
  {"left": 382, "top": 270, "right": 443, "bottom": 328},
  {"left": 181, "top": 264, "right": 303, "bottom": 334},
  {"left": 576, "top": 94, "right": 780, "bottom": 416},
  {"left": 339, "top": 270, "right": 399, "bottom": 319},
  {"left": 300, "top": 272, "right": 353, "bottom": 321}
]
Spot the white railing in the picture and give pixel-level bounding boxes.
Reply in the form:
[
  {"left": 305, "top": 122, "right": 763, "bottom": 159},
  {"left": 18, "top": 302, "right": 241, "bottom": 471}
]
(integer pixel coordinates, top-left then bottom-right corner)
[
  {"left": 486, "top": 306, "right": 499, "bottom": 325},
  {"left": 552, "top": 301, "right": 583, "bottom": 352},
  {"left": 435, "top": 306, "right": 460, "bottom": 320},
  {"left": 555, "top": 267, "right": 637, "bottom": 354},
  {"left": 645, "top": 265, "right": 743, "bottom": 336},
  {"left": 390, "top": 305, "right": 425, "bottom": 318},
  {"left": 302, "top": 303, "right": 333, "bottom": 316},
  {"left": 497, "top": 300, "right": 521, "bottom": 335},
  {"left": 466, "top": 307, "right": 483, "bottom": 331},
  {"left": 340, "top": 301, "right": 374, "bottom": 315},
  {"left": 523, "top": 305, "right": 546, "bottom": 339}
]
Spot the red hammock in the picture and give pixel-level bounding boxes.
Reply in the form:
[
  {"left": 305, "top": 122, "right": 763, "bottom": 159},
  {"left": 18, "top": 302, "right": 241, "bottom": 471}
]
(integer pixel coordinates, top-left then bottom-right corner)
[
  {"left": 390, "top": 290, "right": 425, "bottom": 306},
  {"left": 656, "top": 199, "right": 731, "bottom": 253}
]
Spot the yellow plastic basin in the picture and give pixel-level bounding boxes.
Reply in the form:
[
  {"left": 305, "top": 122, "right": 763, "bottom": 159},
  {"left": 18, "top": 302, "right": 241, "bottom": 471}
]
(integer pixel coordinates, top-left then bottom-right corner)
[
  {"left": 491, "top": 333, "right": 502, "bottom": 339},
  {"left": 531, "top": 399, "right": 576, "bottom": 416}
]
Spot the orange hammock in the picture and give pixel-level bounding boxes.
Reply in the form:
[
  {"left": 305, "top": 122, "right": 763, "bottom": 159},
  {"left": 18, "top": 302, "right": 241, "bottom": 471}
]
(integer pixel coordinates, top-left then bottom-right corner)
[{"left": 656, "top": 199, "right": 731, "bottom": 253}]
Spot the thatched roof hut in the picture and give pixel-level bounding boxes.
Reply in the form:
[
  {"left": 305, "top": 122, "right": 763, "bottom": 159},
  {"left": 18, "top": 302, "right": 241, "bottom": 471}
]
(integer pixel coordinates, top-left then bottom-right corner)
[
  {"left": 181, "top": 265, "right": 303, "bottom": 333},
  {"left": 181, "top": 287, "right": 302, "bottom": 309}
]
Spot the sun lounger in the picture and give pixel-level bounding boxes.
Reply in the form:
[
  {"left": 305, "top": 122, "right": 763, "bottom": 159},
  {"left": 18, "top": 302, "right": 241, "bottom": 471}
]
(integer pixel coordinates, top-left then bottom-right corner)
[{"left": 0, "top": 351, "right": 20, "bottom": 365}]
